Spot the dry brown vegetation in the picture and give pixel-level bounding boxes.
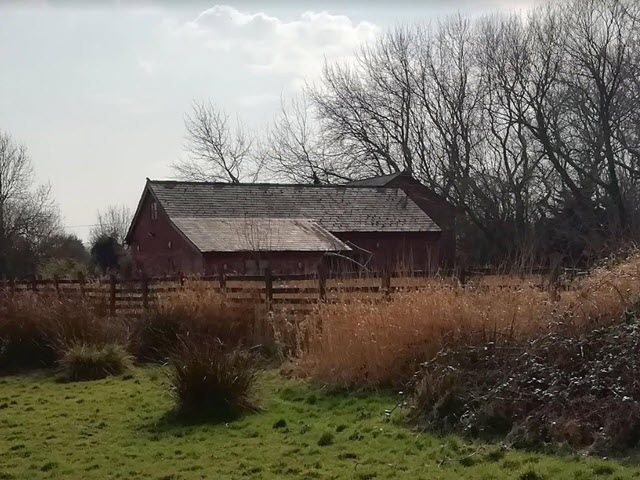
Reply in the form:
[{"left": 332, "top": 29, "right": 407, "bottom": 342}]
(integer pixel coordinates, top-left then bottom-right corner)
[
  {"left": 0, "top": 294, "right": 126, "bottom": 371},
  {"left": 291, "top": 253, "right": 640, "bottom": 388},
  {"left": 169, "top": 335, "right": 260, "bottom": 419},
  {"left": 130, "top": 283, "right": 268, "bottom": 363}
]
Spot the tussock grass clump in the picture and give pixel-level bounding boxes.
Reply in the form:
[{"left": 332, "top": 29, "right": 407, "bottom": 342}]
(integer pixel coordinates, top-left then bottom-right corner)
[
  {"left": 169, "top": 335, "right": 260, "bottom": 420},
  {"left": 0, "top": 294, "right": 127, "bottom": 372},
  {"left": 58, "top": 343, "right": 133, "bottom": 381},
  {"left": 131, "top": 286, "right": 258, "bottom": 363},
  {"left": 295, "top": 252, "right": 640, "bottom": 387}
]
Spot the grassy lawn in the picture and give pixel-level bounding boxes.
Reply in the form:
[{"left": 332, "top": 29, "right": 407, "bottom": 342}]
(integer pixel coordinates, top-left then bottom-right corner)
[{"left": 0, "top": 368, "right": 637, "bottom": 480}]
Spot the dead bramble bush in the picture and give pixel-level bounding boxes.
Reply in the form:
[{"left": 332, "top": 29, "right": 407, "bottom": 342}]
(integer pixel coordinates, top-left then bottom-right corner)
[{"left": 407, "top": 310, "right": 640, "bottom": 453}]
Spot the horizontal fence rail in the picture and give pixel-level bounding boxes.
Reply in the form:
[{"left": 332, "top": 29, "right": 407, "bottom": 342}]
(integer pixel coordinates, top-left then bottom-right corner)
[{"left": 0, "top": 267, "right": 583, "bottom": 317}]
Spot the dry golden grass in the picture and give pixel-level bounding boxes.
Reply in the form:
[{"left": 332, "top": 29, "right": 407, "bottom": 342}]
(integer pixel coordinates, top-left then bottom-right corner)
[
  {"left": 130, "top": 282, "right": 272, "bottom": 363},
  {"left": 0, "top": 294, "right": 126, "bottom": 371},
  {"left": 293, "top": 253, "right": 640, "bottom": 387}
]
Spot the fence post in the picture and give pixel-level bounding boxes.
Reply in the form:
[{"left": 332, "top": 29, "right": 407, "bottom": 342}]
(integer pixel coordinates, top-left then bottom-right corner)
[
  {"left": 178, "top": 271, "right": 185, "bottom": 287},
  {"left": 142, "top": 274, "right": 149, "bottom": 310},
  {"left": 381, "top": 268, "right": 391, "bottom": 300},
  {"left": 109, "top": 274, "right": 117, "bottom": 316},
  {"left": 31, "top": 275, "right": 37, "bottom": 294},
  {"left": 458, "top": 267, "right": 467, "bottom": 286},
  {"left": 318, "top": 262, "right": 327, "bottom": 302},
  {"left": 264, "top": 266, "right": 273, "bottom": 312},
  {"left": 218, "top": 271, "right": 226, "bottom": 296},
  {"left": 77, "top": 271, "right": 86, "bottom": 300},
  {"left": 53, "top": 274, "right": 60, "bottom": 298}
]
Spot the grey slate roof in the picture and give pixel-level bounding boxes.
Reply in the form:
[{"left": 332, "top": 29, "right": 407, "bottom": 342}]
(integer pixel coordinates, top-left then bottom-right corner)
[
  {"left": 171, "top": 218, "right": 350, "bottom": 253},
  {"left": 345, "top": 172, "right": 405, "bottom": 187},
  {"left": 148, "top": 181, "right": 440, "bottom": 234}
]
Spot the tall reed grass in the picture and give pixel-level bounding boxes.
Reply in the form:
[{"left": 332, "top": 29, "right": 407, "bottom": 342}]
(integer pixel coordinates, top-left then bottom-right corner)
[
  {"left": 292, "top": 253, "right": 640, "bottom": 387},
  {"left": 0, "top": 294, "right": 126, "bottom": 371},
  {"left": 130, "top": 284, "right": 264, "bottom": 363}
]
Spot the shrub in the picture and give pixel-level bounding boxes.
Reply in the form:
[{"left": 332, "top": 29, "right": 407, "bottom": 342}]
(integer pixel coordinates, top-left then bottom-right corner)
[
  {"left": 0, "top": 294, "right": 57, "bottom": 370},
  {"left": 169, "top": 335, "right": 260, "bottom": 420},
  {"left": 129, "top": 309, "right": 185, "bottom": 364},
  {"left": 407, "top": 314, "right": 640, "bottom": 453},
  {"left": 58, "top": 343, "right": 133, "bottom": 381},
  {"left": 130, "top": 286, "right": 259, "bottom": 363},
  {"left": 0, "top": 294, "right": 126, "bottom": 372}
]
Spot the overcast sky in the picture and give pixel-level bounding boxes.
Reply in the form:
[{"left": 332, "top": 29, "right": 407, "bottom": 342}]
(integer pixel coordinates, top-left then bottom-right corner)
[{"left": 0, "top": 0, "right": 535, "bottom": 242}]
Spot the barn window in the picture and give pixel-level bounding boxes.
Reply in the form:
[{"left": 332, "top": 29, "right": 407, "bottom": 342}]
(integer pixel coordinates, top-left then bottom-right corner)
[
  {"left": 151, "top": 201, "right": 158, "bottom": 220},
  {"left": 167, "top": 241, "right": 172, "bottom": 249},
  {"left": 136, "top": 244, "right": 140, "bottom": 252}
]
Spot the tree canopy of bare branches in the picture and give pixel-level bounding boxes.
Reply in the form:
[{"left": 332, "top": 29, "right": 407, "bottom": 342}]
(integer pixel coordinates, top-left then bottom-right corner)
[
  {"left": 172, "top": 0, "right": 640, "bottom": 265},
  {"left": 174, "top": 101, "right": 261, "bottom": 183},
  {"left": 259, "top": 96, "right": 354, "bottom": 184},
  {"left": 298, "top": 0, "right": 640, "bottom": 264},
  {"left": 89, "top": 204, "right": 133, "bottom": 246},
  {"left": 0, "top": 130, "right": 60, "bottom": 276}
]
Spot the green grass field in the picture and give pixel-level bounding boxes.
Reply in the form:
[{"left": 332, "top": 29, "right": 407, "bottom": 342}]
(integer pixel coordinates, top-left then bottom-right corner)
[{"left": 0, "top": 368, "right": 637, "bottom": 480}]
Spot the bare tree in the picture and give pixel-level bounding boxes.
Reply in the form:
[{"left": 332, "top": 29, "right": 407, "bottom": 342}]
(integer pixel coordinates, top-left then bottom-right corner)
[
  {"left": 309, "top": 26, "right": 419, "bottom": 178},
  {"left": 304, "top": 0, "right": 640, "bottom": 264},
  {"left": 487, "top": 0, "right": 640, "bottom": 253},
  {"left": 174, "top": 100, "right": 261, "bottom": 183},
  {"left": 260, "top": 96, "right": 354, "bottom": 184},
  {"left": 89, "top": 204, "right": 133, "bottom": 245},
  {"left": 0, "top": 130, "right": 60, "bottom": 276}
]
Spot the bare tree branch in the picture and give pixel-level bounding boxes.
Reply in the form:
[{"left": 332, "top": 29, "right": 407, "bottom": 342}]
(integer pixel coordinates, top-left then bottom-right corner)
[{"left": 173, "top": 100, "right": 262, "bottom": 183}]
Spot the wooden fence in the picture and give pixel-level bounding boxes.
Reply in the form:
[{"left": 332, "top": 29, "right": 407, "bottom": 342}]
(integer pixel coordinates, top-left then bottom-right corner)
[{"left": 0, "top": 267, "right": 576, "bottom": 317}]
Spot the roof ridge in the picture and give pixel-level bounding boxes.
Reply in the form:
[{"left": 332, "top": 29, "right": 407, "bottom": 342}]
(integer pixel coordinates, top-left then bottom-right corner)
[
  {"left": 345, "top": 171, "right": 408, "bottom": 186},
  {"left": 147, "top": 179, "right": 401, "bottom": 189}
]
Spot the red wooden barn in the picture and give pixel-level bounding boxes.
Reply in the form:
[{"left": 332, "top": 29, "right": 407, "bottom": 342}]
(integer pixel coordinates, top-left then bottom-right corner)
[{"left": 124, "top": 172, "right": 456, "bottom": 276}]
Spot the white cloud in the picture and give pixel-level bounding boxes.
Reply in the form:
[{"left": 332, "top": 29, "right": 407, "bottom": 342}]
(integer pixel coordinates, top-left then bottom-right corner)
[{"left": 177, "top": 5, "right": 379, "bottom": 82}]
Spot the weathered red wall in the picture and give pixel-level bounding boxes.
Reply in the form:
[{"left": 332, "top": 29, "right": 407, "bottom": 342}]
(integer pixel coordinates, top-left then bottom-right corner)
[
  {"left": 387, "top": 176, "right": 457, "bottom": 266},
  {"left": 128, "top": 191, "right": 204, "bottom": 276},
  {"left": 335, "top": 231, "right": 442, "bottom": 273},
  {"left": 202, "top": 233, "right": 441, "bottom": 275}
]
